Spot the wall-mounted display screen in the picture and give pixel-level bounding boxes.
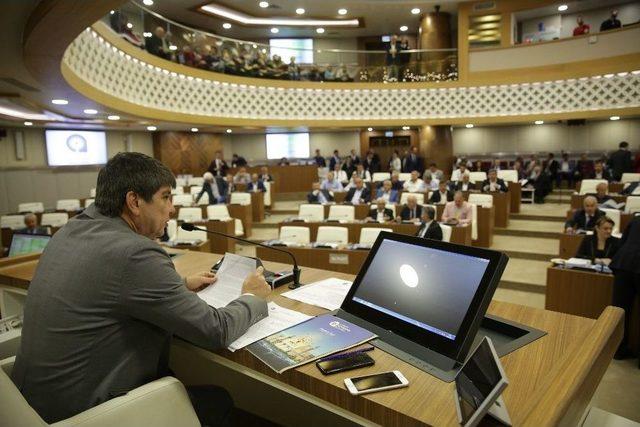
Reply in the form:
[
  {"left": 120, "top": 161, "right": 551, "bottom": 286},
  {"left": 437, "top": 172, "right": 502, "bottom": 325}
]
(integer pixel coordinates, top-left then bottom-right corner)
[
  {"left": 269, "top": 38, "right": 313, "bottom": 64},
  {"left": 45, "top": 130, "right": 108, "bottom": 166},
  {"left": 266, "top": 133, "right": 310, "bottom": 159}
]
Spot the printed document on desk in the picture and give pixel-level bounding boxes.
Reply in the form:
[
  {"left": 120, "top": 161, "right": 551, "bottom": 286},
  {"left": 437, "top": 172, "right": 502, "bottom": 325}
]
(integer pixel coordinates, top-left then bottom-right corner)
[
  {"left": 197, "top": 253, "right": 256, "bottom": 308},
  {"left": 282, "top": 278, "right": 352, "bottom": 310},
  {"left": 228, "top": 303, "right": 313, "bottom": 352}
]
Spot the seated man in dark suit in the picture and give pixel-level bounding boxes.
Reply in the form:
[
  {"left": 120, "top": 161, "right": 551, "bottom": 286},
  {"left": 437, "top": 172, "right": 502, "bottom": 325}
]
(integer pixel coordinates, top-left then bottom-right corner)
[
  {"left": 307, "top": 182, "right": 334, "bottom": 204},
  {"left": 389, "top": 172, "right": 404, "bottom": 191},
  {"left": 231, "top": 153, "right": 248, "bottom": 168},
  {"left": 565, "top": 195, "right": 605, "bottom": 233},
  {"left": 481, "top": 169, "right": 508, "bottom": 193},
  {"left": 247, "top": 173, "right": 266, "bottom": 192},
  {"left": 589, "top": 160, "right": 611, "bottom": 181},
  {"left": 345, "top": 177, "right": 371, "bottom": 205},
  {"left": 367, "top": 198, "right": 394, "bottom": 223},
  {"left": 594, "top": 182, "right": 614, "bottom": 205},
  {"left": 375, "top": 180, "right": 398, "bottom": 203},
  {"left": 430, "top": 181, "right": 454, "bottom": 205},
  {"left": 18, "top": 213, "right": 49, "bottom": 235},
  {"left": 451, "top": 173, "right": 473, "bottom": 192},
  {"left": 415, "top": 206, "right": 442, "bottom": 240},
  {"left": 398, "top": 195, "right": 423, "bottom": 223}
]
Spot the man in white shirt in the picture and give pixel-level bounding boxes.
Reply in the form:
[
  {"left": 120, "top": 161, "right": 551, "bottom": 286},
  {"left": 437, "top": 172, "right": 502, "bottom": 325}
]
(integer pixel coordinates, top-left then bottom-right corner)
[
  {"left": 424, "top": 175, "right": 439, "bottom": 191},
  {"left": 333, "top": 164, "right": 348, "bottom": 183},
  {"left": 321, "top": 172, "right": 344, "bottom": 192},
  {"left": 403, "top": 171, "right": 426, "bottom": 193},
  {"left": 352, "top": 164, "right": 371, "bottom": 182},
  {"left": 451, "top": 164, "right": 469, "bottom": 182},
  {"left": 452, "top": 173, "right": 472, "bottom": 192},
  {"left": 376, "top": 180, "right": 399, "bottom": 203}
]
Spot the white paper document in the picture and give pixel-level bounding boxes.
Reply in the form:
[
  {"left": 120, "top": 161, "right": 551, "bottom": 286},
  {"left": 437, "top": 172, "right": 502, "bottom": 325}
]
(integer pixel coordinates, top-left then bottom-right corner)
[
  {"left": 228, "top": 303, "right": 312, "bottom": 352},
  {"left": 197, "top": 253, "right": 256, "bottom": 308},
  {"left": 281, "top": 278, "right": 353, "bottom": 311}
]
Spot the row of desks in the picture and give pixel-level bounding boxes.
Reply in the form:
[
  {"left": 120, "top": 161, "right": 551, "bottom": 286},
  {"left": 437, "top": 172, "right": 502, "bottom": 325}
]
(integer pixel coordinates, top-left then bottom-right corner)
[
  {"left": 0, "top": 250, "right": 623, "bottom": 426},
  {"left": 558, "top": 213, "right": 635, "bottom": 259}
]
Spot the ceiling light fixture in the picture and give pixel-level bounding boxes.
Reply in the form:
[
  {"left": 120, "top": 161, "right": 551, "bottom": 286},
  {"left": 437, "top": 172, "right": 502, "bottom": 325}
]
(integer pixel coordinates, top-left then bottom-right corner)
[
  {"left": 147, "top": 126, "right": 157, "bottom": 131},
  {"left": 24, "top": 121, "right": 33, "bottom": 126},
  {"left": 367, "top": 127, "right": 373, "bottom": 131},
  {"left": 465, "top": 124, "right": 474, "bottom": 128},
  {"left": 609, "top": 116, "right": 620, "bottom": 121},
  {"left": 411, "top": 8, "right": 421, "bottom": 15},
  {"left": 191, "top": 127, "right": 199, "bottom": 132},
  {"left": 226, "top": 128, "right": 233, "bottom": 133},
  {"left": 51, "top": 99, "right": 68, "bottom": 105},
  {"left": 259, "top": 1, "right": 269, "bottom": 8},
  {"left": 296, "top": 8, "right": 305, "bottom": 15},
  {"left": 83, "top": 109, "right": 98, "bottom": 114},
  {"left": 338, "top": 8, "right": 348, "bottom": 15},
  {"left": 142, "top": 0, "right": 154, "bottom": 5},
  {"left": 534, "top": 120, "right": 544, "bottom": 125},
  {"left": 169, "top": 45, "right": 178, "bottom": 51},
  {"left": 222, "top": 22, "right": 232, "bottom": 29},
  {"left": 402, "top": 126, "right": 410, "bottom": 130},
  {"left": 126, "top": 23, "right": 133, "bottom": 29},
  {"left": 143, "top": 32, "right": 152, "bottom": 38},
  {"left": 558, "top": 4, "right": 568, "bottom": 11},
  {"left": 107, "top": 115, "right": 120, "bottom": 120},
  {"left": 200, "top": 4, "right": 360, "bottom": 27},
  {"left": 316, "top": 27, "right": 325, "bottom": 34},
  {"left": 270, "top": 27, "right": 279, "bottom": 33},
  {"left": 400, "top": 25, "right": 408, "bottom": 32}
]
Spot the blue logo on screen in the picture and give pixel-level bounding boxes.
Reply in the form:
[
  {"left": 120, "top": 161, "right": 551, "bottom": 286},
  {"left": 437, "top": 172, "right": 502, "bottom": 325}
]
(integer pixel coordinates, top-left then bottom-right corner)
[{"left": 66, "top": 134, "right": 88, "bottom": 152}]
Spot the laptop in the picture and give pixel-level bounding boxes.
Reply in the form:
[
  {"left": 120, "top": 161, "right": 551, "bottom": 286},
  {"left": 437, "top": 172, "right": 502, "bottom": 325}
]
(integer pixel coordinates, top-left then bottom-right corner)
[{"left": 8, "top": 233, "right": 51, "bottom": 257}]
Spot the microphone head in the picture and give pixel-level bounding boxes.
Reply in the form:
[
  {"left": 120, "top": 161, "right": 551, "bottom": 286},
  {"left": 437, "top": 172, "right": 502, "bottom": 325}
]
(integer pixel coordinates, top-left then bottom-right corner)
[{"left": 181, "top": 222, "right": 195, "bottom": 231}]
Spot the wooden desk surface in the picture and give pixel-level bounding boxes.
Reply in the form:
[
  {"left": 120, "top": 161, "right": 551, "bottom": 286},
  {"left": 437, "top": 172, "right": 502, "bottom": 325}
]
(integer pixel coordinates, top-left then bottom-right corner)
[{"left": 256, "top": 245, "right": 370, "bottom": 275}]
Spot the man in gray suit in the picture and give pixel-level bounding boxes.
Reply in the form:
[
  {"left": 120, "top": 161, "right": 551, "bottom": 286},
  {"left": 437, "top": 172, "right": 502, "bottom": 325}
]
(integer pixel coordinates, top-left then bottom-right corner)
[{"left": 12, "top": 152, "right": 270, "bottom": 425}]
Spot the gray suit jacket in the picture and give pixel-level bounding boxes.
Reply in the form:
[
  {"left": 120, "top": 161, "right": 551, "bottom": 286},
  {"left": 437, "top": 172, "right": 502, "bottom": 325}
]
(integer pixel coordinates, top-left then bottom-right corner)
[{"left": 12, "top": 205, "right": 267, "bottom": 423}]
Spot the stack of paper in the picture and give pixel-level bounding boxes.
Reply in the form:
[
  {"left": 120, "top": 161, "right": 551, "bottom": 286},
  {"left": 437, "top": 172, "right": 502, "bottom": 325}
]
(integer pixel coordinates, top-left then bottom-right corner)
[
  {"left": 282, "top": 278, "right": 352, "bottom": 311},
  {"left": 196, "top": 253, "right": 256, "bottom": 308}
]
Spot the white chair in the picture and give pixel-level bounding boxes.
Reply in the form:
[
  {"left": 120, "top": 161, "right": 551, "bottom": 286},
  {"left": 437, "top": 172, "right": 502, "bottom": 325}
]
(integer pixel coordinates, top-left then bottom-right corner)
[
  {"left": 316, "top": 226, "right": 349, "bottom": 244},
  {"left": 0, "top": 357, "right": 200, "bottom": 427},
  {"left": 471, "top": 203, "right": 478, "bottom": 241},
  {"left": 468, "top": 171, "right": 487, "bottom": 184},
  {"left": 579, "top": 179, "right": 608, "bottom": 195},
  {"left": 177, "top": 207, "right": 203, "bottom": 223},
  {"left": 187, "top": 176, "right": 204, "bottom": 186},
  {"left": 41, "top": 213, "right": 69, "bottom": 227},
  {"left": 625, "top": 196, "right": 640, "bottom": 214},
  {"left": 84, "top": 199, "right": 95, "bottom": 208},
  {"left": 399, "top": 192, "right": 425, "bottom": 206},
  {"left": 328, "top": 205, "right": 355, "bottom": 221},
  {"left": 279, "top": 226, "right": 311, "bottom": 244},
  {"left": 298, "top": 204, "right": 325, "bottom": 221},
  {"left": 440, "top": 224, "right": 453, "bottom": 242},
  {"left": 189, "top": 186, "right": 202, "bottom": 195},
  {"left": 600, "top": 208, "right": 621, "bottom": 234},
  {"left": 166, "top": 219, "right": 178, "bottom": 241},
  {"left": 497, "top": 170, "right": 518, "bottom": 183},
  {"left": 263, "top": 181, "right": 272, "bottom": 207},
  {"left": 172, "top": 195, "right": 193, "bottom": 206},
  {"left": 206, "top": 205, "right": 243, "bottom": 236},
  {"left": 56, "top": 199, "right": 81, "bottom": 211},
  {"left": 171, "top": 187, "right": 184, "bottom": 195},
  {"left": 230, "top": 193, "right": 251, "bottom": 206},
  {"left": 1, "top": 215, "right": 25, "bottom": 230},
  {"left": 176, "top": 227, "right": 206, "bottom": 243},
  {"left": 89, "top": 188, "right": 96, "bottom": 197},
  {"left": 359, "top": 228, "right": 393, "bottom": 244},
  {"left": 621, "top": 173, "right": 640, "bottom": 184},
  {"left": 398, "top": 173, "right": 412, "bottom": 182},
  {"left": 468, "top": 193, "right": 493, "bottom": 208},
  {"left": 372, "top": 172, "right": 391, "bottom": 182},
  {"left": 18, "top": 202, "right": 44, "bottom": 213},
  {"left": 175, "top": 177, "right": 188, "bottom": 187}
]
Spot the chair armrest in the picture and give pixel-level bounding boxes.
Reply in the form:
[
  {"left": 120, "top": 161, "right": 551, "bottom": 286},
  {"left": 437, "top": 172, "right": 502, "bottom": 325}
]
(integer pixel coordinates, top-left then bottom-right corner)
[{"left": 52, "top": 377, "right": 199, "bottom": 427}]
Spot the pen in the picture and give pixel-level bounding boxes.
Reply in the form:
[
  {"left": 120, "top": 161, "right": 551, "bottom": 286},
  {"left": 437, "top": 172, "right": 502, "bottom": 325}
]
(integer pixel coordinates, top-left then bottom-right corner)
[{"left": 319, "top": 345, "right": 375, "bottom": 362}]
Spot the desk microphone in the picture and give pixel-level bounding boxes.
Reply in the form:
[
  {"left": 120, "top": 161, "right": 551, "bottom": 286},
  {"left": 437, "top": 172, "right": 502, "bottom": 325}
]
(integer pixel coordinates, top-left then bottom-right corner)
[{"left": 180, "top": 223, "right": 302, "bottom": 289}]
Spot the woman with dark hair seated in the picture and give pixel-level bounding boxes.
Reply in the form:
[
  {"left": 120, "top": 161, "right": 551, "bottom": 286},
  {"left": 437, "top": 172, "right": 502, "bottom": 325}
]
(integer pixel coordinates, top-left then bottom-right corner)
[{"left": 575, "top": 216, "right": 620, "bottom": 265}]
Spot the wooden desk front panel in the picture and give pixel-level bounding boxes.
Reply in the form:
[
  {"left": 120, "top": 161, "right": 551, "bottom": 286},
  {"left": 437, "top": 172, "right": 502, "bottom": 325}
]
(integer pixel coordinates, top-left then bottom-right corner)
[
  {"left": 250, "top": 192, "right": 265, "bottom": 222},
  {"left": 199, "top": 220, "right": 236, "bottom": 254},
  {"left": 571, "top": 194, "right": 627, "bottom": 209},
  {"left": 473, "top": 206, "right": 494, "bottom": 248},
  {"left": 322, "top": 204, "right": 370, "bottom": 220},
  {"left": 227, "top": 204, "right": 253, "bottom": 237},
  {"left": 256, "top": 246, "right": 369, "bottom": 275},
  {"left": 558, "top": 233, "right": 584, "bottom": 258},
  {"left": 508, "top": 182, "right": 521, "bottom": 213},
  {"left": 492, "top": 192, "right": 511, "bottom": 228}
]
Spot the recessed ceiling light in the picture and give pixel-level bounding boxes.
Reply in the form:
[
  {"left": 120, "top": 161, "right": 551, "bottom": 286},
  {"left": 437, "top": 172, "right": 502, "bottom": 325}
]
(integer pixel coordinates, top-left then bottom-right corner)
[
  {"left": 143, "top": 32, "right": 152, "bottom": 38},
  {"left": 126, "top": 22, "right": 133, "bottom": 29},
  {"left": 402, "top": 126, "right": 410, "bottom": 130},
  {"left": 609, "top": 116, "right": 620, "bottom": 121},
  {"left": 107, "top": 115, "right": 120, "bottom": 120},
  {"left": 411, "top": 8, "right": 421, "bottom": 15},
  {"left": 223, "top": 22, "right": 232, "bottom": 29},
  {"left": 259, "top": 1, "right": 269, "bottom": 8},
  {"left": 51, "top": 99, "right": 68, "bottom": 105},
  {"left": 191, "top": 127, "right": 199, "bottom": 132},
  {"left": 169, "top": 45, "right": 177, "bottom": 51},
  {"left": 83, "top": 109, "right": 98, "bottom": 115},
  {"left": 534, "top": 120, "right": 544, "bottom": 125},
  {"left": 316, "top": 27, "right": 325, "bottom": 34},
  {"left": 338, "top": 8, "right": 348, "bottom": 15},
  {"left": 270, "top": 27, "right": 279, "bottom": 33},
  {"left": 110, "top": 10, "right": 114, "bottom": 15},
  {"left": 296, "top": 8, "right": 305, "bottom": 15},
  {"left": 142, "top": 0, "right": 154, "bottom": 5},
  {"left": 400, "top": 25, "right": 408, "bottom": 32},
  {"left": 465, "top": 124, "right": 474, "bottom": 128},
  {"left": 24, "top": 121, "right": 33, "bottom": 126},
  {"left": 367, "top": 127, "right": 373, "bottom": 131},
  {"left": 147, "top": 126, "right": 157, "bottom": 131},
  {"left": 558, "top": 4, "right": 568, "bottom": 11},
  {"left": 226, "top": 128, "right": 233, "bottom": 133}
]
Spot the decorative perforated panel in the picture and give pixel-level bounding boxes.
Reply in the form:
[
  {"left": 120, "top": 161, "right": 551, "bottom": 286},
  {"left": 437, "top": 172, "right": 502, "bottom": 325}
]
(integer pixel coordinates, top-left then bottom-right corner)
[{"left": 63, "top": 28, "right": 640, "bottom": 122}]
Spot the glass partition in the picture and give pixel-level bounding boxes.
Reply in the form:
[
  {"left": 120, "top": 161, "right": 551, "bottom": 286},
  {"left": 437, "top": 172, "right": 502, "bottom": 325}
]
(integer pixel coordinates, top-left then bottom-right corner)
[{"left": 102, "top": 2, "right": 458, "bottom": 83}]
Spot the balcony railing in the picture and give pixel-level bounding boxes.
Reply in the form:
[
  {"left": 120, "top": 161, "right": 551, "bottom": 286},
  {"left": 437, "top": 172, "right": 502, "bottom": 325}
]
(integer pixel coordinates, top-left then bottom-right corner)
[{"left": 103, "top": 2, "right": 458, "bottom": 83}]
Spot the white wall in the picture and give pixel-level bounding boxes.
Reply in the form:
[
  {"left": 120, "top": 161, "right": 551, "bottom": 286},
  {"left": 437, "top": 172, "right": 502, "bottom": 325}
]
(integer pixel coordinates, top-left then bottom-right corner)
[
  {"left": 452, "top": 118, "right": 640, "bottom": 156},
  {"left": 0, "top": 128, "right": 154, "bottom": 214},
  {"left": 221, "top": 131, "right": 360, "bottom": 163}
]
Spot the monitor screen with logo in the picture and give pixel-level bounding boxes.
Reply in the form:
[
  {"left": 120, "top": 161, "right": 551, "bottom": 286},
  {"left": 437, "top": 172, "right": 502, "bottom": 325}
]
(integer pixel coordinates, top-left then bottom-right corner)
[
  {"left": 9, "top": 233, "right": 51, "bottom": 257},
  {"left": 45, "top": 130, "right": 108, "bottom": 166}
]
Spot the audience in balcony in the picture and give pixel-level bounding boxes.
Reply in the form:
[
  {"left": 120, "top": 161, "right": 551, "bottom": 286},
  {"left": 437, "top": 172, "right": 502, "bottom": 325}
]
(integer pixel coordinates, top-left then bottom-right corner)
[
  {"left": 307, "top": 182, "right": 333, "bottom": 204},
  {"left": 573, "top": 16, "right": 591, "bottom": 36},
  {"left": 376, "top": 180, "right": 399, "bottom": 203},
  {"left": 146, "top": 27, "right": 171, "bottom": 59},
  {"left": 600, "top": 10, "right": 622, "bottom": 32},
  {"left": 385, "top": 34, "right": 403, "bottom": 81}
]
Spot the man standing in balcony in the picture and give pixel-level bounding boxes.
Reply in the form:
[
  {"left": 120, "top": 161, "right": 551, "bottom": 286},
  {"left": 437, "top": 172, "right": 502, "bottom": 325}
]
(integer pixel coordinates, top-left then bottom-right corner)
[
  {"left": 573, "top": 16, "right": 590, "bottom": 36},
  {"left": 145, "top": 27, "right": 170, "bottom": 60},
  {"left": 600, "top": 10, "right": 621, "bottom": 32},
  {"left": 385, "top": 34, "right": 402, "bottom": 81}
]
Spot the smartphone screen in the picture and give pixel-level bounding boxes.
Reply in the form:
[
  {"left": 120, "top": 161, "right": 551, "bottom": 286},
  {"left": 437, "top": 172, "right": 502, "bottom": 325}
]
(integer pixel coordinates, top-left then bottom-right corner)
[
  {"left": 351, "top": 371, "right": 403, "bottom": 392},
  {"left": 317, "top": 354, "right": 374, "bottom": 374}
]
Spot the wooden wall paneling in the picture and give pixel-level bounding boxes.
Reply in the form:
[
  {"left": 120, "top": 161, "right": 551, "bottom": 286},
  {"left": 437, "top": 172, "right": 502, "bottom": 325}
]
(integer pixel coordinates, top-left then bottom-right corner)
[{"left": 154, "top": 132, "right": 223, "bottom": 176}]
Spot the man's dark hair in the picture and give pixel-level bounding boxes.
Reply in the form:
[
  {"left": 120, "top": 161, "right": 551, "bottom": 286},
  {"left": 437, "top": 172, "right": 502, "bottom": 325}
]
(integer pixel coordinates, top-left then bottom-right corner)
[
  {"left": 424, "top": 205, "right": 436, "bottom": 220},
  {"left": 429, "top": 162, "right": 437, "bottom": 167},
  {"left": 95, "top": 152, "right": 175, "bottom": 217},
  {"left": 619, "top": 141, "right": 629, "bottom": 149}
]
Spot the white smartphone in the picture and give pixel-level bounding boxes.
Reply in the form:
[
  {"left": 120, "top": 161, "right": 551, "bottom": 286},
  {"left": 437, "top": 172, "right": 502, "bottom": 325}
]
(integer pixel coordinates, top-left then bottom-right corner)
[{"left": 344, "top": 370, "right": 409, "bottom": 395}]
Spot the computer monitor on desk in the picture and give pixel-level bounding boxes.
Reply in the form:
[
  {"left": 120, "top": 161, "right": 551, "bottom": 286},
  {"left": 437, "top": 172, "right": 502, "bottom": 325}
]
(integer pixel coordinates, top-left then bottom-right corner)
[
  {"left": 334, "top": 232, "right": 512, "bottom": 382},
  {"left": 9, "top": 233, "right": 51, "bottom": 257}
]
